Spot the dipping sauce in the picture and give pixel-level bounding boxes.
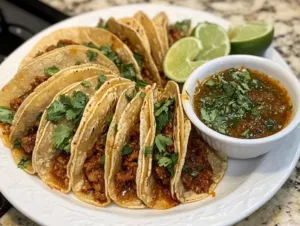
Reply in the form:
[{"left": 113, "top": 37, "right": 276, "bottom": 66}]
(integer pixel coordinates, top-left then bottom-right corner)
[{"left": 193, "top": 67, "right": 293, "bottom": 139}]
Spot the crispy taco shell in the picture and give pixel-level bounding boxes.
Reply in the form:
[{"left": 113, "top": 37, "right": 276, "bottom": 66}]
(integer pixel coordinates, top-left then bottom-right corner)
[
  {"left": 71, "top": 82, "right": 134, "bottom": 206},
  {"left": 153, "top": 12, "right": 169, "bottom": 58},
  {"left": 174, "top": 120, "right": 228, "bottom": 203},
  {"left": 20, "top": 27, "right": 141, "bottom": 79},
  {"left": 33, "top": 77, "right": 132, "bottom": 193},
  {"left": 107, "top": 86, "right": 152, "bottom": 208},
  {"left": 134, "top": 11, "right": 165, "bottom": 72},
  {"left": 0, "top": 45, "right": 119, "bottom": 108},
  {"left": 10, "top": 65, "right": 117, "bottom": 174},
  {"left": 106, "top": 18, "right": 163, "bottom": 87},
  {"left": 139, "top": 81, "right": 184, "bottom": 209}
]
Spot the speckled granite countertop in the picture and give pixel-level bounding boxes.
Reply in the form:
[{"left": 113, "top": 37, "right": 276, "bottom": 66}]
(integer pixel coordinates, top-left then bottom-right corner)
[{"left": 1, "top": 0, "right": 299, "bottom": 226}]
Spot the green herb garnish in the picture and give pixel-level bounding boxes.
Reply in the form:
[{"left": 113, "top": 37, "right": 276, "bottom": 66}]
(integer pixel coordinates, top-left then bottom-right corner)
[
  {"left": 52, "top": 125, "right": 73, "bottom": 153},
  {"left": 13, "top": 138, "right": 21, "bottom": 149},
  {"left": 86, "top": 50, "right": 98, "bottom": 62},
  {"left": 144, "top": 146, "right": 153, "bottom": 156},
  {"left": 44, "top": 65, "right": 60, "bottom": 76},
  {"left": 81, "top": 80, "right": 92, "bottom": 87},
  {"left": 173, "top": 19, "right": 191, "bottom": 34},
  {"left": 100, "top": 154, "right": 105, "bottom": 165},
  {"left": 122, "top": 144, "right": 133, "bottom": 155},
  {"left": 17, "top": 157, "right": 29, "bottom": 169},
  {"left": 0, "top": 106, "right": 15, "bottom": 124},
  {"left": 133, "top": 53, "right": 144, "bottom": 69}
]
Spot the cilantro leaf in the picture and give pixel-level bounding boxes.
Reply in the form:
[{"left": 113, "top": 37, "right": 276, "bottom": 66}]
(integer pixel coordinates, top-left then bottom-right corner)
[
  {"left": 158, "top": 156, "right": 172, "bottom": 167},
  {"left": 44, "top": 65, "right": 60, "bottom": 76},
  {"left": 133, "top": 53, "right": 144, "bottom": 69},
  {"left": 47, "top": 100, "right": 66, "bottom": 123},
  {"left": 135, "top": 79, "right": 148, "bottom": 90},
  {"left": 52, "top": 125, "right": 73, "bottom": 152},
  {"left": 71, "top": 91, "right": 89, "bottom": 109},
  {"left": 122, "top": 144, "right": 133, "bottom": 155},
  {"left": 82, "top": 42, "right": 99, "bottom": 50},
  {"left": 17, "top": 157, "right": 30, "bottom": 169},
  {"left": 13, "top": 138, "right": 21, "bottom": 149},
  {"left": 81, "top": 80, "right": 92, "bottom": 87},
  {"left": 155, "top": 134, "right": 173, "bottom": 153},
  {"left": 100, "top": 153, "right": 105, "bottom": 165},
  {"left": 98, "top": 19, "right": 108, "bottom": 29},
  {"left": 120, "top": 63, "right": 136, "bottom": 81},
  {"left": 144, "top": 146, "right": 153, "bottom": 156},
  {"left": 86, "top": 50, "right": 98, "bottom": 62},
  {"left": 75, "top": 61, "right": 81, "bottom": 65},
  {"left": 98, "top": 46, "right": 121, "bottom": 66},
  {"left": 125, "top": 92, "right": 135, "bottom": 102},
  {"left": 173, "top": 19, "right": 191, "bottom": 34},
  {"left": 0, "top": 106, "right": 15, "bottom": 124},
  {"left": 105, "top": 113, "right": 113, "bottom": 126},
  {"left": 98, "top": 75, "right": 107, "bottom": 83},
  {"left": 154, "top": 99, "right": 174, "bottom": 131},
  {"left": 140, "top": 92, "right": 146, "bottom": 98}
]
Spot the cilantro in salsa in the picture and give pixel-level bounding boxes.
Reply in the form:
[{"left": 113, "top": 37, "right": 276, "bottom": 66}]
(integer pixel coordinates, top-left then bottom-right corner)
[{"left": 193, "top": 68, "right": 292, "bottom": 139}]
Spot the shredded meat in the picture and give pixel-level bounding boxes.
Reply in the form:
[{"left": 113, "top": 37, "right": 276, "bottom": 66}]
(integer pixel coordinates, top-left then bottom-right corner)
[
  {"left": 20, "top": 126, "right": 38, "bottom": 154},
  {"left": 34, "top": 39, "right": 79, "bottom": 58},
  {"left": 181, "top": 127, "right": 213, "bottom": 194},
  {"left": 50, "top": 152, "right": 70, "bottom": 188},
  {"left": 0, "top": 123, "right": 10, "bottom": 136},
  {"left": 81, "top": 132, "right": 107, "bottom": 203},
  {"left": 153, "top": 165, "right": 170, "bottom": 185},
  {"left": 168, "top": 27, "right": 185, "bottom": 46},
  {"left": 114, "top": 122, "right": 140, "bottom": 200}
]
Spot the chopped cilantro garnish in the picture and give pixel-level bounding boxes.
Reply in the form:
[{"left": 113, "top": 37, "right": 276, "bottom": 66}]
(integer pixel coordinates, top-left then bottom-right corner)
[
  {"left": 154, "top": 99, "right": 174, "bottom": 131},
  {"left": 98, "top": 75, "right": 107, "bottom": 83},
  {"left": 173, "top": 19, "right": 191, "bottom": 34},
  {"left": 17, "top": 157, "right": 29, "bottom": 169},
  {"left": 86, "top": 50, "right": 98, "bottom": 62},
  {"left": 120, "top": 63, "right": 136, "bottom": 81},
  {"left": 100, "top": 154, "right": 105, "bottom": 165},
  {"left": 135, "top": 79, "right": 148, "bottom": 90},
  {"left": 98, "top": 46, "right": 121, "bottom": 66},
  {"left": 52, "top": 125, "right": 73, "bottom": 152},
  {"left": 190, "top": 170, "right": 198, "bottom": 177},
  {"left": 155, "top": 134, "right": 173, "bottom": 153},
  {"left": 97, "top": 19, "right": 108, "bottom": 29},
  {"left": 140, "top": 92, "right": 146, "bottom": 98},
  {"left": 47, "top": 91, "right": 89, "bottom": 125},
  {"left": 47, "top": 100, "right": 66, "bottom": 123},
  {"left": 0, "top": 106, "right": 15, "bottom": 124},
  {"left": 105, "top": 113, "right": 113, "bottom": 126},
  {"left": 82, "top": 42, "right": 99, "bottom": 50},
  {"left": 81, "top": 80, "right": 92, "bottom": 87},
  {"left": 125, "top": 92, "right": 135, "bottom": 102},
  {"left": 13, "top": 138, "right": 21, "bottom": 149},
  {"left": 44, "top": 65, "right": 60, "bottom": 76},
  {"left": 144, "top": 146, "right": 153, "bottom": 156},
  {"left": 75, "top": 61, "right": 81, "bottom": 65},
  {"left": 133, "top": 53, "right": 144, "bottom": 69},
  {"left": 122, "top": 144, "right": 133, "bottom": 155}
]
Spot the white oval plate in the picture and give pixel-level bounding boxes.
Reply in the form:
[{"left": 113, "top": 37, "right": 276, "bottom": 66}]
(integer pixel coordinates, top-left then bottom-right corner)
[{"left": 0, "top": 4, "right": 299, "bottom": 226}]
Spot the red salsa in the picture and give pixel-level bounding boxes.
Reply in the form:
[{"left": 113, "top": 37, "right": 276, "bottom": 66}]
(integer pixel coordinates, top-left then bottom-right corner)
[{"left": 193, "top": 67, "right": 293, "bottom": 139}]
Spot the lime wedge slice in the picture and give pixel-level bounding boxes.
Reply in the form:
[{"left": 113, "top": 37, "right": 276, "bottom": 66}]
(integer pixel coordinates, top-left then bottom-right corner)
[
  {"left": 229, "top": 22, "right": 274, "bottom": 55},
  {"left": 191, "top": 23, "right": 230, "bottom": 61},
  {"left": 163, "top": 37, "right": 204, "bottom": 83}
]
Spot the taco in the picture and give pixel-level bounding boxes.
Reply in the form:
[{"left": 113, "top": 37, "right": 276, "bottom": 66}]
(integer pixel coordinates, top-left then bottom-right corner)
[
  {"left": 0, "top": 45, "right": 118, "bottom": 110},
  {"left": 106, "top": 18, "right": 163, "bottom": 87},
  {"left": 174, "top": 120, "right": 227, "bottom": 203},
  {"left": 134, "top": 11, "right": 166, "bottom": 72},
  {"left": 9, "top": 65, "right": 117, "bottom": 174},
  {"left": 153, "top": 12, "right": 169, "bottom": 58},
  {"left": 139, "top": 81, "right": 184, "bottom": 209},
  {"left": 107, "top": 85, "right": 152, "bottom": 208},
  {"left": 33, "top": 77, "right": 133, "bottom": 193},
  {"left": 71, "top": 84, "right": 139, "bottom": 206}
]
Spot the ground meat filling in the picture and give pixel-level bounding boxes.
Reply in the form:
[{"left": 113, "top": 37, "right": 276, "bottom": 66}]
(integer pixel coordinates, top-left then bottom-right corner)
[
  {"left": 34, "top": 39, "right": 79, "bottom": 58},
  {"left": 20, "top": 126, "right": 38, "bottom": 154},
  {"left": 152, "top": 113, "right": 179, "bottom": 206},
  {"left": 114, "top": 122, "right": 140, "bottom": 201},
  {"left": 181, "top": 128, "right": 213, "bottom": 194},
  {"left": 50, "top": 152, "right": 70, "bottom": 188},
  {"left": 10, "top": 76, "right": 49, "bottom": 112},
  {"left": 81, "top": 130, "right": 108, "bottom": 203}
]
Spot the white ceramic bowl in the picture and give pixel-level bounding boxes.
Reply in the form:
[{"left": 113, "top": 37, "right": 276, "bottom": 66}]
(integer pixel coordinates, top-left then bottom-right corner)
[{"left": 182, "top": 55, "right": 300, "bottom": 159}]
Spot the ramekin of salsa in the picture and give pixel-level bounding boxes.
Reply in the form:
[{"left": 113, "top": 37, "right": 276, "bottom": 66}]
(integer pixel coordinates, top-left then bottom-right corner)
[{"left": 182, "top": 55, "right": 300, "bottom": 159}]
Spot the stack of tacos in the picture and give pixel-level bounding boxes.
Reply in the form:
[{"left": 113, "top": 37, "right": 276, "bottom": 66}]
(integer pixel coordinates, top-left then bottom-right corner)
[{"left": 0, "top": 10, "right": 227, "bottom": 210}]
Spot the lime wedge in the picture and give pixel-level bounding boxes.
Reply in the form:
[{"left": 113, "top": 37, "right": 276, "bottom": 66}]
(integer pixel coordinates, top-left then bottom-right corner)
[
  {"left": 163, "top": 37, "right": 204, "bottom": 83},
  {"left": 229, "top": 22, "right": 274, "bottom": 55},
  {"left": 191, "top": 23, "right": 230, "bottom": 61}
]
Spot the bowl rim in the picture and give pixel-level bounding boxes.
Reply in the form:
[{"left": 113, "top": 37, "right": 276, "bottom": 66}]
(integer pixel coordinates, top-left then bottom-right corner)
[{"left": 182, "top": 55, "right": 300, "bottom": 146}]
